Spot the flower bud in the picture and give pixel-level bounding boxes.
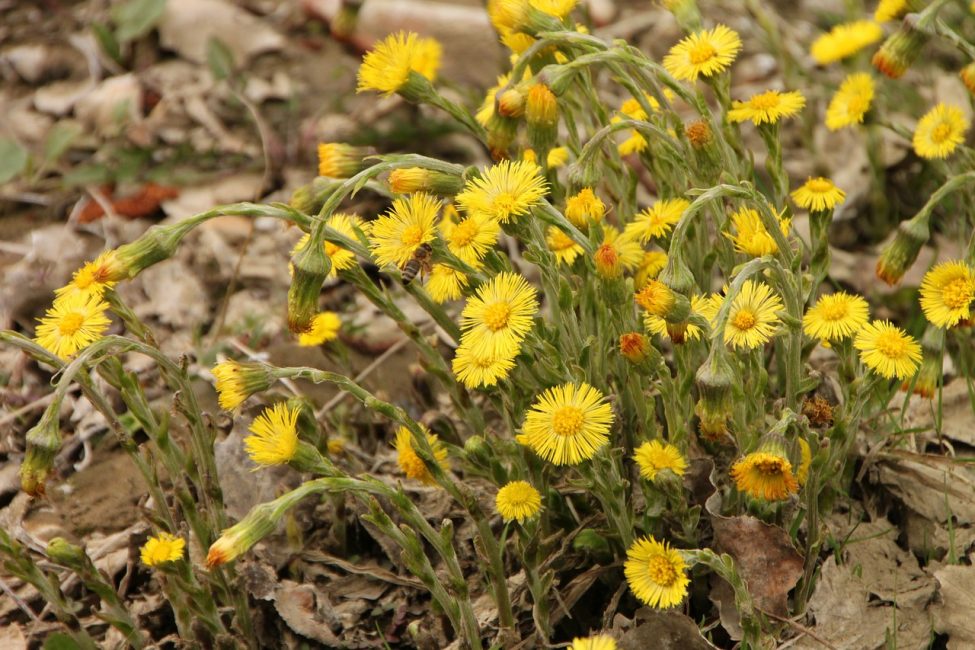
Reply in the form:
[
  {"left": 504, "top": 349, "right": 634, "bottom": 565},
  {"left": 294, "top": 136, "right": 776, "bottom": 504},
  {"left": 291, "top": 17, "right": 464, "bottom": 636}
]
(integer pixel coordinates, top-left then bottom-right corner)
[
  {"left": 206, "top": 503, "right": 278, "bottom": 567},
  {"left": 485, "top": 113, "right": 518, "bottom": 161},
  {"left": 902, "top": 325, "right": 944, "bottom": 398},
  {"left": 388, "top": 167, "right": 464, "bottom": 196},
  {"left": 289, "top": 177, "right": 339, "bottom": 215},
  {"left": 46, "top": 537, "right": 86, "bottom": 566},
  {"left": 287, "top": 234, "right": 332, "bottom": 333},
  {"left": 619, "top": 332, "right": 650, "bottom": 364},
  {"left": 113, "top": 223, "right": 187, "bottom": 280},
  {"left": 20, "top": 404, "right": 61, "bottom": 496},
  {"left": 526, "top": 83, "right": 559, "bottom": 151},
  {"left": 497, "top": 87, "right": 526, "bottom": 118},
  {"left": 871, "top": 15, "right": 928, "bottom": 79},
  {"left": 876, "top": 215, "right": 930, "bottom": 285},
  {"left": 962, "top": 62, "right": 975, "bottom": 95},
  {"left": 662, "top": 0, "right": 702, "bottom": 31},
  {"left": 318, "top": 143, "right": 374, "bottom": 178},
  {"left": 463, "top": 434, "right": 492, "bottom": 466},
  {"left": 211, "top": 360, "right": 275, "bottom": 411},
  {"left": 594, "top": 241, "right": 623, "bottom": 279},
  {"left": 694, "top": 348, "right": 736, "bottom": 442}
]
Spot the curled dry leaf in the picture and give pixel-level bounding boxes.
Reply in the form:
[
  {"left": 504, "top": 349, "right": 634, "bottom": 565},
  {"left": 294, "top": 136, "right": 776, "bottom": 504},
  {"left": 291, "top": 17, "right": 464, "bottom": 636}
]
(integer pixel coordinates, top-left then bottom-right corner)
[{"left": 931, "top": 564, "right": 975, "bottom": 648}]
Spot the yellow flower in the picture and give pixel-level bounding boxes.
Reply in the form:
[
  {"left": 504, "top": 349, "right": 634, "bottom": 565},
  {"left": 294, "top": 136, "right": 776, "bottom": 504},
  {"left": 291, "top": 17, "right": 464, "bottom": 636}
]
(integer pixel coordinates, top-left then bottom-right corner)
[
  {"left": 875, "top": 0, "right": 909, "bottom": 21},
  {"left": 731, "top": 450, "right": 799, "bottom": 501},
  {"left": 456, "top": 160, "right": 548, "bottom": 223},
  {"left": 441, "top": 213, "right": 500, "bottom": 266},
  {"left": 55, "top": 251, "right": 122, "bottom": 299},
  {"left": 728, "top": 90, "right": 805, "bottom": 125},
  {"left": 802, "top": 292, "right": 870, "bottom": 342},
  {"left": 663, "top": 25, "right": 742, "bottom": 81},
  {"left": 619, "top": 332, "right": 650, "bottom": 363},
  {"left": 724, "top": 280, "right": 783, "bottom": 350},
  {"left": 826, "top": 73, "right": 875, "bottom": 130},
  {"left": 460, "top": 272, "right": 538, "bottom": 358},
  {"left": 633, "top": 440, "right": 687, "bottom": 481},
  {"left": 520, "top": 382, "right": 614, "bottom": 465},
  {"left": 547, "top": 147, "right": 569, "bottom": 168},
  {"left": 796, "top": 438, "right": 812, "bottom": 487},
  {"left": 292, "top": 213, "right": 361, "bottom": 278},
  {"left": 531, "top": 0, "right": 577, "bottom": 18},
  {"left": 547, "top": 226, "right": 585, "bottom": 265},
  {"left": 570, "top": 635, "right": 617, "bottom": 650},
  {"left": 623, "top": 536, "right": 689, "bottom": 608},
  {"left": 913, "top": 103, "right": 968, "bottom": 160},
  {"left": 618, "top": 131, "right": 648, "bottom": 155},
  {"left": 635, "top": 250, "right": 668, "bottom": 289},
  {"left": 477, "top": 74, "right": 510, "bottom": 126},
  {"left": 635, "top": 280, "right": 676, "bottom": 318},
  {"left": 140, "top": 532, "right": 185, "bottom": 567},
  {"left": 317, "top": 143, "right": 371, "bottom": 178},
  {"left": 395, "top": 425, "right": 449, "bottom": 485},
  {"left": 452, "top": 342, "right": 516, "bottom": 389},
  {"left": 625, "top": 198, "right": 689, "bottom": 243},
  {"left": 356, "top": 31, "right": 441, "bottom": 96},
  {"left": 644, "top": 294, "right": 716, "bottom": 342},
  {"left": 594, "top": 227, "right": 643, "bottom": 279},
  {"left": 298, "top": 311, "right": 341, "bottom": 346},
  {"left": 854, "top": 320, "right": 922, "bottom": 379},
  {"left": 810, "top": 21, "right": 883, "bottom": 65},
  {"left": 619, "top": 93, "right": 660, "bottom": 120},
  {"left": 726, "top": 207, "right": 790, "bottom": 257},
  {"left": 426, "top": 264, "right": 469, "bottom": 303},
  {"left": 526, "top": 83, "right": 558, "bottom": 128},
  {"left": 565, "top": 188, "right": 606, "bottom": 226},
  {"left": 919, "top": 261, "right": 975, "bottom": 328},
  {"left": 34, "top": 293, "right": 111, "bottom": 360},
  {"left": 495, "top": 480, "right": 542, "bottom": 522},
  {"left": 370, "top": 193, "right": 440, "bottom": 268},
  {"left": 791, "top": 177, "right": 845, "bottom": 212},
  {"left": 245, "top": 402, "right": 300, "bottom": 466},
  {"left": 211, "top": 360, "right": 273, "bottom": 411}
]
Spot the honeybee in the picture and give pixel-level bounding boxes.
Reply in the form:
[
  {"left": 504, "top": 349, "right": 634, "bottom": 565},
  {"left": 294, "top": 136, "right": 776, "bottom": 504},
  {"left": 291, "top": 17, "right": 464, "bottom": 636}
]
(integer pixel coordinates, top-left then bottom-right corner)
[{"left": 401, "top": 242, "right": 433, "bottom": 284}]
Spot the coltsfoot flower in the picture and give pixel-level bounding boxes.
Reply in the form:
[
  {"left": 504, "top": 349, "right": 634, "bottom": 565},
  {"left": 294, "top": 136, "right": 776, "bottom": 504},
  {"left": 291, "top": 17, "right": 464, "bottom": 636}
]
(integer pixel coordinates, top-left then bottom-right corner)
[
  {"left": 460, "top": 272, "right": 538, "bottom": 358},
  {"left": 810, "top": 21, "right": 883, "bottom": 65},
  {"left": 211, "top": 360, "right": 274, "bottom": 411},
  {"left": 619, "top": 332, "right": 650, "bottom": 363},
  {"left": 593, "top": 227, "right": 642, "bottom": 279},
  {"left": 623, "top": 536, "right": 690, "bottom": 608},
  {"left": 495, "top": 480, "right": 542, "bottom": 523},
  {"left": 547, "top": 226, "right": 585, "bottom": 265},
  {"left": 140, "top": 533, "right": 185, "bottom": 567},
  {"left": 55, "top": 251, "right": 122, "bottom": 299},
  {"left": 426, "top": 264, "right": 469, "bottom": 303},
  {"left": 912, "top": 103, "right": 968, "bottom": 160},
  {"left": 519, "top": 382, "right": 614, "bottom": 465},
  {"left": 854, "top": 320, "right": 922, "bottom": 379},
  {"left": 635, "top": 250, "right": 668, "bottom": 289},
  {"left": 802, "top": 292, "right": 870, "bottom": 343},
  {"left": 644, "top": 294, "right": 717, "bottom": 343},
  {"left": 369, "top": 193, "right": 440, "bottom": 268},
  {"left": 731, "top": 449, "right": 799, "bottom": 501},
  {"left": 441, "top": 212, "right": 500, "bottom": 266},
  {"left": 633, "top": 440, "right": 687, "bottom": 481},
  {"left": 356, "top": 31, "right": 441, "bottom": 96},
  {"left": 317, "top": 143, "right": 373, "bottom": 178},
  {"left": 395, "top": 425, "right": 449, "bottom": 485},
  {"left": 625, "top": 199, "right": 689, "bottom": 243},
  {"left": 34, "top": 293, "right": 111, "bottom": 360},
  {"left": 791, "top": 178, "right": 846, "bottom": 212},
  {"left": 455, "top": 160, "right": 548, "bottom": 223},
  {"left": 919, "top": 261, "right": 975, "bottom": 328},
  {"left": 245, "top": 403, "right": 300, "bottom": 467},
  {"left": 726, "top": 207, "right": 790, "bottom": 257},
  {"left": 452, "top": 342, "right": 516, "bottom": 388},
  {"left": 826, "top": 73, "right": 875, "bottom": 130},
  {"left": 635, "top": 280, "right": 676, "bottom": 318},
  {"left": 298, "top": 311, "right": 341, "bottom": 346},
  {"left": 728, "top": 90, "right": 805, "bottom": 125},
  {"left": 565, "top": 188, "right": 606, "bottom": 226},
  {"left": 663, "top": 25, "right": 742, "bottom": 81},
  {"left": 724, "top": 280, "right": 783, "bottom": 349},
  {"left": 570, "top": 635, "right": 617, "bottom": 650},
  {"left": 292, "top": 213, "right": 362, "bottom": 278}
]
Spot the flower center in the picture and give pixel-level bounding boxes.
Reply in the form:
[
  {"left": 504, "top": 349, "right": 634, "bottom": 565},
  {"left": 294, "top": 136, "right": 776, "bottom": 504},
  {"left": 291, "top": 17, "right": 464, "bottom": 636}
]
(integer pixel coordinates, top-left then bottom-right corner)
[
  {"left": 820, "top": 300, "right": 848, "bottom": 321},
  {"left": 847, "top": 95, "right": 870, "bottom": 116},
  {"left": 731, "top": 309, "right": 757, "bottom": 330},
  {"left": 449, "top": 219, "right": 479, "bottom": 247},
  {"left": 688, "top": 41, "right": 716, "bottom": 65},
  {"left": 551, "top": 405, "right": 584, "bottom": 437},
  {"left": 401, "top": 449, "right": 428, "bottom": 479},
  {"left": 493, "top": 192, "right": 517, "bottom": 219},
  {"left": 754, "top": 458, "right": 786, "bottom": 476},
  {"left": 58, "top": 312, "right": 85, "bottom": 336},
  {"left": 483, "top": 302, "right": 512, "bottom": 331},
  {"left": 875, "top": 330, "right": 907, "bottom": 359},
  {"left": 594, "top": 243, "right": 618, "bottom": 267},
  {"left": 931, "top": 122, "right": 952, "bottom": 144},
  {"left": 401, "top": 225, "right": 425, "bottom": 247},
  {"left": 748, "top": 91, "right": 780, "bottom": 111},
  {"left": 942, "top": 278, "right": 973, "bottom": 309},
  {"left": 647, "top": 555, "right": 678, "bottom": 587},
  {"left": 806, "top": 178, "right": 834, "bottom": 194},
  {"left": 325, "top": 242, "right": 341, "bottom": 256}
]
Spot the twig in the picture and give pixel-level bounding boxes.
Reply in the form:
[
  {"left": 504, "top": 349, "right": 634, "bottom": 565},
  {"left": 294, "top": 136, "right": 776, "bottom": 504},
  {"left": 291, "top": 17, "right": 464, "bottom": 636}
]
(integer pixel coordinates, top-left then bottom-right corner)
[
  {"left": 0, "top": 575, "right": 40, "bottom": 623},
  {"left": 314, "top": 334, "right": 412, "bottom": 419},
  {"left": 762, "top": 608, "right": 838, "bottom": 650}
]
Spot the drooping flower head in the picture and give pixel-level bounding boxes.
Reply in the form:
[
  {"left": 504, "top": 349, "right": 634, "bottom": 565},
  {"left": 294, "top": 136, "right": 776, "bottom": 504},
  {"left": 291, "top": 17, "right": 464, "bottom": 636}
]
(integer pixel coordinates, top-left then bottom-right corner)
[
  {"left": 460, "top": 272, "right": 538, "bottom": 358},
  {"left": 292, "top": 213, "right": 362, "bottom": 278},
  {"left": 519, "top": 382, "right": 614, "bottom": 465},
  {"left": 663, "top": 25, "right": 742, "bottom": 81},
  {"left": 810, "top": 21, "right": 883, "bottom": 65},
  {"left": 369, "top": 193, "right": 440, "bottom": 268},
  {"left": 357, "top": 32, "right": 441, "bottom": 96},
  {"left": 802, "top": 292, "right": 870, "bottom": 343},
  {"left": 826, "top": 73, "right": 875, "bottom": 130},
  {"left": 318, "top": 143, "right": 373, "bottom": 178},
  {"left": 625, "top": 198, "right": 689, "bottom": 243},
  {"left": 623, "top": 536, "right": 690, "bottom": 608},
  {"left": 55, "top": 251, "right": 122, "bottom": 299},
  {"left": 395, "top": 425, "right": 449, "bottom": 485},
  {"left": 854, "top": 320, "right": 922, "bottom": 379},
  {"left": 731, "top": 449, "right": 799, "bottom": 501},
  {"left": 724, "top": 280, "right": 783, "bottom": 350},
  {"left": 455, "top": 160, "right": 548, "bottom": 223},
  {"left": 245, "top": 402, "right": 300, "bottom": 467},
  {"left": 34, "top": 293, "right": 111, "bottom": 360},
  {"left": 726, "top": 207, "right": 790, "bottom": 257},
  {"left": 140, "top": 533, "right": 185, "bottom": 567},
  {"left": 495, "top": 480, "right": 542, "bottom": 523},
  {"left": 452, "top": 342, "right": 517, "bottom": 389},
  {"left": 791, "top": 177, "right": 846, "bottom": 212},
  {"left": 298, "top": 311, "right": 342, "bottom": 346},
  {"left": 913, "top": 103, "right": 968, "bottom": 160},
  {"left": 919, "top": 261, "right": 975, "bottom": 328},
  {"left": 728, "top": 90, "right": 806, "bottom": 125},
  {"left": 633, "top": 440, "right": 687, "bottom": 481}
]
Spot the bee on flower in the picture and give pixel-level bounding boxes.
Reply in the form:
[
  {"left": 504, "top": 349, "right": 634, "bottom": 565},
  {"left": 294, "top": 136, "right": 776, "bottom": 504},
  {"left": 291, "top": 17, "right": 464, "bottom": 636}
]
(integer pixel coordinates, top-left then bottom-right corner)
[{"left": 369, "top": 193, "right": 440, "bottom": 269}]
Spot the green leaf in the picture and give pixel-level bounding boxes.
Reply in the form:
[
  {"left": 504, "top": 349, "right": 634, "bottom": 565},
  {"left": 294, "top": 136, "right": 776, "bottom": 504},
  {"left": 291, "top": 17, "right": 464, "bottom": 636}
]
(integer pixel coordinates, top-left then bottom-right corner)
[
  {"left": 91, "top": 22, "right": 122, "bottom": 64},
  {"left": 0, "top": 138, "right": 29, "bottom": 184},
  {"left": 42, "top": 122, "right": 83, "bottom": 167},
  {"left": 62, "top": 164, "right": 112, "bottom": 187},
  {"left": 43, "top": 633, "right": 83, "bottom": 650},
  {"left": 206, "top": 37, "right": 236, "bottom": 81},
  {"left": 111, "top": 0, "right": 167, "bottom": 42}
]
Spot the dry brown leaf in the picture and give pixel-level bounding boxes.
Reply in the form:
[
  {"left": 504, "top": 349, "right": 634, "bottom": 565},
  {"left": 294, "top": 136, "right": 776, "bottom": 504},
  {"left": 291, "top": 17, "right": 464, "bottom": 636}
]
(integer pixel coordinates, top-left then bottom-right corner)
[
  {"left": 931, "top": 563, "right": 975, "bottom": 648},
  {"left": 158, "top": 0, "right": 285, "bottom": 65},
  {"left": 874, "top": 453, "right": 975, "bottom": 524},
  {"left": 273, "top": 580, "right": 344, "bottom": 646},
  {"left": 612, "top": 607, "right": 716, "bottom": 650}
]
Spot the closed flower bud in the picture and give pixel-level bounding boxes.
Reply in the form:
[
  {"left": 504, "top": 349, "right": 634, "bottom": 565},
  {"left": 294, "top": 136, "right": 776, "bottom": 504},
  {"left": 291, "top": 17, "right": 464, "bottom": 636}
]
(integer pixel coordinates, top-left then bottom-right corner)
[
  {"left": 498, "top": 88, "right": 526, "bottom": 118},
  {"left": 619, "top": 332, "right": 650, "bottom": 363},
  {"left": 388, "top": 167, "right": 464, "bottom": 196},
  {"left": 872, "top": 16, "right": 928, "bottom": 79},
  {"left": 876, "top": 215, "right": 930, "bottom": 285},
  {"left": 463, "top": 434, "right": 491, "bottom": 465},
  {"left": 526, "top": 83, "right": 559, "bottom": 150},
  {"left": 694, "top": 348, "right": 736, "bottom": 441},
  {"left": 961, "top": 62, "right": 975, "bottom": 95},
  {"left": 662, "top": 0, "right": 702, "bottom": 31},
  {"left": 594, "top": 241, "right": 622, "bottom": 278},
  {"left": 20, "top": 404, "right": 61, "bottom": 496},
  {"left": 288, "top": 234, "right": 332, "bottom": 333},
  {"left": 685, "top": 119, "right": 712, "bottom": 148},
  {"left": 212, "top": 360, "right": 274, "bottom": 411},
  {"left": 485, "top": 113, "right": 518, "bottom": 161},
  {"left": 207, "top": 502, "right": 278, "bottom": 567},
  {"left": 318, "top": 143, "right": 374, "bottom": 178},
  {"left": 289, "top": 177, "right": 338, "bottom": 215},
  {"left": 114, "top": 223, "right": 190, "bottom": 280},
  {"left": 46, "top": 537, "right": 86, "bottom": 566}
]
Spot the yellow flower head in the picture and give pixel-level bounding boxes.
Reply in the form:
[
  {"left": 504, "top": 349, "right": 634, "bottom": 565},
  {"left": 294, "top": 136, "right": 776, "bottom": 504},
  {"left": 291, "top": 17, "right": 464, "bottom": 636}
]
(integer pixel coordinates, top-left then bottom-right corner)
[
  {"left": 452, "top": 341, "right": 516, "bottom": 389},
  {"left": 395, "top": 425, "right": 449, "bottom": 485},
  {"left": 791, "top": 177, "right": 845, "bottom": 212},
  {"left": 635, "top": 280, "right": 676, "bottom": 318},
  {"left": 802, "top": 292, "right": 870, "bottom": 342},
  {"left": 644, "top": 294, "right": 717, "bottom": 342},
  {"left": 547, "top": 146, "right": 569, "bottom": 168},
  {"left": 456, "top": 160, "right": 548, "bottom": 223},
  {"left": 854, "top": 320, "right": 922, "bottom": 379},
  {"left": 796, "top": 438, "right": 812, "bottom": 487},
  {"left": 594, "top": 227, "right": 643, "bottom": 279},
  {"left": 426, "top": 264, "right": 469, "bottom": 303},
  {"left": 728, "top": 90, "right": 806, "bottom": 125},
  {"left": 547, "top": 226, "right": 585, "bottom": 265},
  {"left": 211, "top": 360, "right": 272, "bottom": 411},
  {"left": 635, "top": 250, "right": 668, "bottom": 289},
  {"left": 875, "top": 0, "right": 910, "bottom": 21},
  {"left": 625, "top": 198, "right": 689, "bottom": 243},
  {"left": 570, "top": 635, "right": 617, "bottom": 650},
  {"left": 140, "top": 532, "right": 185, "bottom": 567},
  {"left": 726, "top": 206, "right": 790, "bottom": 257},
  {"left": 532, "top": 0, "right": 577, "bottom": 19},
  {"left": 298, "top": 311, "right": 341, "bottom": 346},
  {"left": 731, "top": 450, "right": 799, "bottom": 501},
  {"left": 633, "top": 440, "right": 687, "bottom": 481},
  {"left": 318, "top": 143, "right": 371, "bottom": 178},
  {"left": 810, "top": 21, "right": 883, "bottom": 65},
  {"left": 441, "top": 212, "right": 500, "bottom": 266},
  {"left": 624, "top": 536, "right": 690, "bottom": 608},
  {"left": 292, "top": 213, "right": 362, "bottom": 278},
  {"left": 913, "top": 103, "right": 968, "bottom": 160},
  {"left": 826, "top": 73, "right": 875, "bottom": 130},
  {"left": 495, "top": 480, "right": 542, "bottom": 523},
  {"left": 618, "top": 130, "right": 648, "bottom": 156},
  {"left": 357, "top": 31, "right": 441, "bottom": 96},
  {"left": 34, "top": 293, "right": 111, "bottom": 360},
  {"left": 477, "top": 74, "right": 510, "bottom": 126},
  {"left": 724, "top": 280, "right": 783, "bottom": 350},
  {"left": 565, "top": 188, "right": 606, "bottom": 227},
  {"left": 55, "top": 251, "right": 122, "bottom": 299},
  {"left": 460, "top": 272, "right": 538, "bottom": 358},
  {"left": 920, "top": 261, "right": 975, "bottom": 328},
  {"left": 245, "top": 402, "right": 300, "bottom": 467},
  {"left": 619, "top": 331, "right": 650, "bottom": 363},
  {"left": 520, "top": 382, "right": 614, "bottom": 465},
  {"left": 370, "top": 193, "right": 440, "bottom": 268},
  {"left": 663, "top": 25, "right": 742, "bottom": 81}
]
